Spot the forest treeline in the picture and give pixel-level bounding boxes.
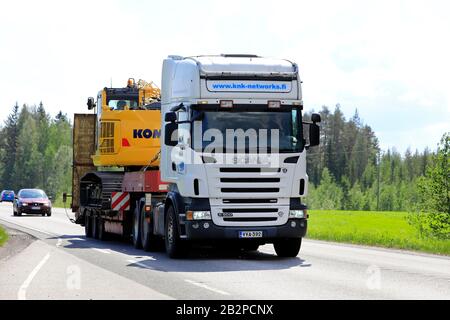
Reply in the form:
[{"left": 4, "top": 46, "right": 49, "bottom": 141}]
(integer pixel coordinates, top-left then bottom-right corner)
[
  {"left": 303, "top": 105, "right": 442, "bottom": 213},
  {"left": 0, "top": 103, "right": 72, "bottom": 199}
]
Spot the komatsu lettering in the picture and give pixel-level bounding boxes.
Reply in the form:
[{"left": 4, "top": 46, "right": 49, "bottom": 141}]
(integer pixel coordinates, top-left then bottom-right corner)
[{"left": 133, "top": 129, "right": 161, "bottom": 139}]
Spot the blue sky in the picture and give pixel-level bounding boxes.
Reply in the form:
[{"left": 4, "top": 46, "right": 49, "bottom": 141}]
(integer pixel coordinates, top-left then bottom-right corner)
[{"left": 0, "top": 0, "right": 449, "bottom": 153}]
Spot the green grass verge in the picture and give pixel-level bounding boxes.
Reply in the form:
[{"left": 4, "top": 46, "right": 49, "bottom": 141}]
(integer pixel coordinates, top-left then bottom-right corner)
[
  {"left": 52, "top": 195, "right": 66, "bottom": 209},
  {"left": 307, "top": 210, "right": 450, "bottom": 255},
  {"left": 0, "top": 226, "right": 8, "bottom": 247}
]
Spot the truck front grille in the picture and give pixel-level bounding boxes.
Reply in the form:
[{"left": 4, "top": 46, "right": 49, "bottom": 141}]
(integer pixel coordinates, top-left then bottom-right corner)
[
  {"left": 223, "top": 217, "right": 278, "bottom": 222},
  {"left": 221, "top": 188, "right": 280, "bottom": 193},
  {"left": 223, "top": 199, "right": 278, "bottom": 204}
]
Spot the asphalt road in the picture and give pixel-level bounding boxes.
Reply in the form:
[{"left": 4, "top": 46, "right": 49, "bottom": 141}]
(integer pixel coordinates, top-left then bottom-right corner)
[{"left": 0, "top": 202, "right": 449, "bottom": 300}]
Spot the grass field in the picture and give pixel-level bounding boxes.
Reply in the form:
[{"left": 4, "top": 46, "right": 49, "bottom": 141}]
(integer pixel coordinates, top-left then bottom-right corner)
[
  {"left": 52, "top": 195, "right": 67, "bottom": 209},
  {"left": 307, "top": 210, "right": 450, "bottom": 255},
  {"left": 0, "top": 226, "right": 8, "bottom": 247}
]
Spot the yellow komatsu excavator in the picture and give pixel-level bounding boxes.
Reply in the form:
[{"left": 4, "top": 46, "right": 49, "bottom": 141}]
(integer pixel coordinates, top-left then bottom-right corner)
[
  {"left": 89, "top": 78, "right": 162, "bottom": 168},
  {"left": 71, "top": 79, "right": 165, "bottom": 217}
]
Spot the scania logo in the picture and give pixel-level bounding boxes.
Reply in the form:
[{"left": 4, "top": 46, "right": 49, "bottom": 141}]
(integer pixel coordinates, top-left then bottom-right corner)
[
  {"left": 218, "top": 212, "right": 234, "bottom": 218},
  {"left": 133, "top": 129, "right": 161, "bottom": 139}
]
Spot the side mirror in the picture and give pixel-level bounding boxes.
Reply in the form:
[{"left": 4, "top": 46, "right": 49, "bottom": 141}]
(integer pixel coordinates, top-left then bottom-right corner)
[
  {"left": 165, "top": 112, "right": 177, "bottom": 123},
  {"left": 48, "top": 196, "right": 53, "bottom": 200},
  {"left": 165, "top": 123, "right": 178, "bottom": 146},
  {"left": 87, "top": 97, "right": 96, "bottom": 110},
  {"left": 309, "top": 123, "right": 320, "bottom": 147},
  {"left": 311, "top": 113, "right": 321, "bottom": 123}
]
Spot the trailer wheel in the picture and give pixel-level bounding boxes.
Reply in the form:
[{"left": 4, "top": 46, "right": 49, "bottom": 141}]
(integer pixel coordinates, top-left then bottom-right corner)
[
  {"left": 85, "top": 211, "right": 92, "bottom": 238},
  {"left": 165, "top": 205, "right": 185, "bottom": 258},
  {"left": 132, "top": 206, "right": 142, "bottom": 249},
  {"left": 273, "top": 238, "right": 302, "bottom": 258}
]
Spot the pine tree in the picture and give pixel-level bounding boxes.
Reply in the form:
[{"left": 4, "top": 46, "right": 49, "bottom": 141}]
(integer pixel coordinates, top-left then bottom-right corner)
[{"left": 0, "top": 104, "right": 20, "bottom": 189}]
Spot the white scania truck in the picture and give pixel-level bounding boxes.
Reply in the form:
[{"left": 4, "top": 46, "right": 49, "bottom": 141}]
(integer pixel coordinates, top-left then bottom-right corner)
[
  {"left": 71, "top": 54, "right": 320, "bottom": 259},
  {"left": 159, "top": 54, "right": 321, "bottom": 258}
]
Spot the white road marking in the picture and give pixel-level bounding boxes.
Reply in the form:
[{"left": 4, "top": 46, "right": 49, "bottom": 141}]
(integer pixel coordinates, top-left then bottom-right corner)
[
  {"left": 17, "top": 253, "right": 51, "bottom": 300},
  {"left": 93, "top": 248, "right": 111, "bottom": 254},
  {"left": 70, "top": 237, "right": 86, "bottom": 241},
  {"left": 56, "top": 239, "right": 62, "bottom": 247},
  {"left": 185, "top": 279, "right": 230, "bottom": 296},
  {"left": 127, "top": 259, "right": 154, "bottom": 269},
  {"left": 136, "top": 256, "right": 156, "bottom": 261}
]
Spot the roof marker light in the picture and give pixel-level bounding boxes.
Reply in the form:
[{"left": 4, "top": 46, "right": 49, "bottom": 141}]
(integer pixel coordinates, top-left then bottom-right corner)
[
  {"left": 220, "top": 100, "right": 233, "bottom": 108},
  {"left": 268, "top": 101, "right": 281, "bottom": 109}
]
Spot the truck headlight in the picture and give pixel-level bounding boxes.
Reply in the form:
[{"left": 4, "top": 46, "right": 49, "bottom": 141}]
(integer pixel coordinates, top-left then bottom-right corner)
[
  {"left": 289, "top": 210, "right": 306, "bottom": 219},
  {"left": 187, "top": 211, "right": 212, "bottom": 221}
]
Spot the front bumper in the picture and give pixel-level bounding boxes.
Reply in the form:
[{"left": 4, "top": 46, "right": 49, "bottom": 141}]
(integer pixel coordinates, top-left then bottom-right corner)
[
  {"left": 183, "top": 219, "right": 307, "bottom": 241},
  {"left": 18, "top": 206, "right": 51, "bottom": 214}
]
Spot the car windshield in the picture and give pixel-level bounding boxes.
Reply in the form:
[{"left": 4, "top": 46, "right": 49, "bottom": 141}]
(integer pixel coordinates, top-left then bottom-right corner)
[
  {"left": 192, "top": 109, "right": 303, "bottom": 153},
  {"left": 19, "top": 190, "right": 47, "bottom": 198}
]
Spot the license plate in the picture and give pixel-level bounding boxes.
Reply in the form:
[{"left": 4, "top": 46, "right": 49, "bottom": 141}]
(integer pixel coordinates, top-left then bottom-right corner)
[
  {"left": 239, "top": 231, "right": 263, "bottom": 239},
  {"left": 32, "top": 206, "right": 41, "bottom": 210}
]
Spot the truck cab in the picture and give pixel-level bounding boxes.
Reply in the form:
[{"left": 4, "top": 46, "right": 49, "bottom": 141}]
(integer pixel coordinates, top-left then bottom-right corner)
[{"left": 159, "top": 54, "right": 321, "bottom": 257}]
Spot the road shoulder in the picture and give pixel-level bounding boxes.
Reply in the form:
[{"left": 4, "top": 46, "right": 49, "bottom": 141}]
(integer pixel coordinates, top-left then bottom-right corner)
[{"left": 0, "top": 224, "right": 36, "bottom": 262}]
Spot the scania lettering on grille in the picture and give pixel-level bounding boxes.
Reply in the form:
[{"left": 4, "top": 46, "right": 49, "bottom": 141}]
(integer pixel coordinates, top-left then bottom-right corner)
[
  {"left": 218, "top": 212, "right": 234, "bottom": 217},
  {"left": 133, "top": 129, "right": 161, "bottom": 139}
]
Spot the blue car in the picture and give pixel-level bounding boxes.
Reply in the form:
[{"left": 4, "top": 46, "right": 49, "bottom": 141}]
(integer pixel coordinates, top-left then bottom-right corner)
[{"left": 1, "top": 190, "right": 15, "bottom": 202}]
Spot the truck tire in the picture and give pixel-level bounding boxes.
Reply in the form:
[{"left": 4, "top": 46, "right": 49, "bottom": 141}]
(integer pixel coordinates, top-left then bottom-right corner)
[
  {"left": 92, "top": 215, "right": 99, "bottom": 239},
  {"left": 97, "top": 217, "right": 107, "bottom": 241},
  {"left": 132, "top": 206, "right": 142, "bottom": 249},
  {"left": 85, "top": 212, "right": 92, "bottom": 238},
  {"left": 165, "top": 205, "right": 185, "bottom": 259},
  {"left": 141, "top": 205, "right": 163, "bottom": 252},
  {"left": 273, "top": 238, "right": 302, "bottom": 258}
]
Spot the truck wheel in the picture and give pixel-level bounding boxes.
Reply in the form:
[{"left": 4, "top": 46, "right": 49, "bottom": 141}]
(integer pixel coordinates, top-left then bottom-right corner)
[
  {"left": 92, "top": 215, "right": 99, "bottom": 239},
  {"left": 97, "top": 217, "right": 107, "bottom": 241},
  {"left": 165, "top": 206, "right": 185, "bottom": 258},
  {"left": 141, "top": 205, "right": 163, "bottom": 252},
  {"left": 274, "top": 238, "right": 302, "bottom": 258},
  {"left": 85, "top": 211, "right": 92, "bottom": 238},
  {"left": 132, "top": 206, "right": 142, "bottom": 249}
]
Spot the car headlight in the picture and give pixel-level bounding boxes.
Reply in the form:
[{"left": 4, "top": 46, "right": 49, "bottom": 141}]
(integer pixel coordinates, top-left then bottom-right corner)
[
  {"left": 289, "top": 210, "right": 306, "bottom": 219},
  {"left": 186, "top": 211, "right": 212, "bottom": 221},
  {"left": 20, "top": 202, "right": 28, "bottom": 206}
]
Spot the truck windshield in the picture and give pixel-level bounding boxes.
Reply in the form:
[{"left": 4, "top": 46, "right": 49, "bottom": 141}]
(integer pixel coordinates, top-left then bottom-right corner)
[{"left": 192, "top": 109, "right": 303, "bottom": 153}]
